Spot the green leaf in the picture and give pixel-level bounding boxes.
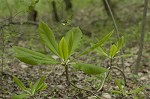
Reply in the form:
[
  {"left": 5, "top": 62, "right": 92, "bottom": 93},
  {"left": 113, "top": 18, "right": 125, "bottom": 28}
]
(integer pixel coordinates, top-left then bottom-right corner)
[
  {"left": 34, "top": 83, "right": 47, "bottom": 94},
  {"left": 72, "top": 63, "right": 108, "bottom": 75},
  {"left": 79, "top": 31, "right": 113, "bottom": 57},
  {"left": 109, "top": 44, "right": 118, "bottom": 58},
  {"left": 38, "top": 22, "right": 59, "bottom": 55},
  {"left": 96, "top": 46, "right": 108, "bottom": 57},
  {"left": 13, "top": 76, "right": 28, "bottom": 92},
  {"left": 115, "top": 79, "right": 124, "bottom": 91},
  {"left": 117, "top": 36, "right": 124, "bottom": 51},
  {"left": 12, "top": 94, "right": 29, "bottom": 99},
  {"left": 31, "top": 76, "right": 47, "bottom": 94},
  {"left": 65, "top": 27, "right": 82, "bottom": 55},
  {"left": 128, "top": 86, "right": 145, "bottom": 94},
  {"left": 13, "top": 46, "right": 58, "bottom": 65},
  {"left": 58, "top": 37, "right": 69, "bottom": 61}
]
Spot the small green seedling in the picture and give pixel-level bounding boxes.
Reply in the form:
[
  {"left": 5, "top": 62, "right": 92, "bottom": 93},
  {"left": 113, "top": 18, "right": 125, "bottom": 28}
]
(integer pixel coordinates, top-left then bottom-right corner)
[
  {"left": 94, "top": 36, "right": 129, "bottom": 92},
  {"left": 95, "top": 36, "right": 134, "bottom": 59},
  {"left": 96, "top": 36, "right": 124, "bottom": 59},
  {"left": 12, "top": 76, "right": 47, "bottom": 99},
  {"left": 110, "top": 79, "right": 146, "bottom": 97},
  {"left": 110, "top": 79, "right": 126, "bottom": 96},
  {"left": 13, "top": 22, "right": 113, "bottom": 77},
  {"left": 13, "top": 21, "right": 113, "bottom": 98}
]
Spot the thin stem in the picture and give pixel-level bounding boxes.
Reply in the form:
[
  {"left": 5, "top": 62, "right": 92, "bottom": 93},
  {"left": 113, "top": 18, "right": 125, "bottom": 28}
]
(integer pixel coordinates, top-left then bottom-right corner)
[
  {"left": 65, "top": 64, "right": 70, "bottom": 86},
  {"left": 69, "top": 81, "right": 101, "bottom": 99},
  {"left": 111, "top": 66, "right": 126, "bottom": 86},
  {"left": 97, "top": 72, "right": 107, "bottom": 92},
  {"left": 97, "top": 57, "right": 126, "bottom": 91},
  {"left": 97, "top": 58, "right": 112, "bottom": 92},
  {"left": 64, "top": 64, "right": 101, "bottom": 98},
  {"left": 104, "top": 0, "right": 119, "bottom": 38},
  {"left": 105, "top": 0, "right": 124, "bottom": 71},
  {"left": 134, "top": 0, "right": 148, "bottom": 74},
  {"left": 110, "top": 58, "right": 113, "bottom": 66},
  {"left": 97, "top": 65, "right": 126, "bottom": 92}
]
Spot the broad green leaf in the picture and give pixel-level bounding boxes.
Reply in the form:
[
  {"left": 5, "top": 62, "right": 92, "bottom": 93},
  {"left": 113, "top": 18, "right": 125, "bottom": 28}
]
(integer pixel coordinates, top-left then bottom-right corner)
[
  {"left": 58, "top": 37, "right": 69, "bottom": 61},
  {"left": 13, "top": 76, "right": 28, "bottom": 92},
  {"left": 65, "top": 27, "right": 82, "bottom": 55},
  {"left": 128, "top": 86, "right": 145, "bottom": 94},
  {"left": 79, "top": 31, "right": 113, "bottom": 57},
  {"left": 116, "top": 36, "right": 124, "bottom": 51},
  {"left": 38, "top": 22, "right": 59, "bottom": 55},
  {"left": 12, "top": 94, "right": 29, "bottom": 99},
  {"left": 31, "top": 76, "right": 46, "bottom": 94},
  {"left": 109, "top": 44, "right": 118, "bottom": 58},
  {"left": 96, "top": 46, "right": 108, "bottom": 57},
  {"left": 72, "top": 63, "right": 108, "bottom": 75},
  {"left": 13, "top": 46, "right": 58, "bottom": 65}
]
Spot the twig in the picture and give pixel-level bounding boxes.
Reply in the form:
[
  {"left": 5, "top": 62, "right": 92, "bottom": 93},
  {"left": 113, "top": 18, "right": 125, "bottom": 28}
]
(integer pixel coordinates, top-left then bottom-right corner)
[
  {"left": 69, "top": 81, "right": 101, "bottom": 99},
  {"left": 97, "top": 72, "right": 108, "bottom": 92},
  {"left": 64, "top": 64, "right": 101, "bottom": 98},
  {"left": 105, "top": 0, "right": 124, "bottom": 71},
  {"left": 134, "top": 0, "right": 148, "bottom": 74},
  {"left": 111, "top": 66, "right": 126, "bottom": 86},
  {"left": 104, "top": 0, "right": 119, "bottom": 38},
  {"left": 97, "top": 58, "right": 126, "bottom": 92}
]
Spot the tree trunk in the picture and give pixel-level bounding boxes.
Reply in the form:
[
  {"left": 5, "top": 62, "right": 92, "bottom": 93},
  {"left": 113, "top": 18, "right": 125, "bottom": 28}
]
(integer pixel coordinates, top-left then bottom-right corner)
[
  {"left": 52, "top": 1, "right": 59, "bottom": 22},
  {"left": 28, "top": 8, "right": 38, "bottom": 22},
  {"left": 103, "top": 0, "right": 115, "bottom": 17},
  {"left": 63, "top": 0, "right": 72, "bottom": 11},
  {"left": 134, "top": 0, "right": 148, "bottom": 74}
]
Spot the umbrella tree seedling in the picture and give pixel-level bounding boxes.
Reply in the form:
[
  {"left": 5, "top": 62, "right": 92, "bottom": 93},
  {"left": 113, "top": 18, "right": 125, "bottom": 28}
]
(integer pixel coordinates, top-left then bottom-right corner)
[
  {"left": 94, "top": 36, "right": 132, "bottom": 92},
  {"left": 13, "top": 22, "right": 113, "bottom": 98}
]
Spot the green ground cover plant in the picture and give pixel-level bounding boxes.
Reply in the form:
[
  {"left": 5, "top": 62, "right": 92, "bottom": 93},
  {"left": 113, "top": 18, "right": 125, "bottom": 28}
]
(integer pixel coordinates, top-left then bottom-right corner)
[
  {"left": 13, "top": 21, "right": 113, "bottom": 98},
  {"left": 12, "top": 21, "right": 146, "bottom": 98},
  {"left": 12, "top": 76, "right": 46, "bottom": 99}
]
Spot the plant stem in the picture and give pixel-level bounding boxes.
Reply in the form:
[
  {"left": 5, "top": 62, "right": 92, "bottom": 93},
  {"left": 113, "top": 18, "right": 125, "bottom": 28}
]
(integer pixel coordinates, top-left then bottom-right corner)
[
  {"left": 97, "top": 57, "right": 126, "bottom": 91},
  {"left": 97, "top": 72, "right": 107, "bottom": 92},
  {"left": 64, "top": 64, "right": 70, "bottom": 86},
  {"left": 64, "top": 64, "right": 101, "bottom": 98},
  {"left": 134, "top": 0, "right": 148, "bottom": 74},
  {"left": 97, "top": 59, "right": 112, "bottom": 92},
  {"left": 111, "top": 66, "right": 126, "bottom": 86},
  {"left": 105, "top": 0, "right": 124, "bottom": 71},
  {"left": 69, "top": 81, "right": 101, "bottom": 99}
]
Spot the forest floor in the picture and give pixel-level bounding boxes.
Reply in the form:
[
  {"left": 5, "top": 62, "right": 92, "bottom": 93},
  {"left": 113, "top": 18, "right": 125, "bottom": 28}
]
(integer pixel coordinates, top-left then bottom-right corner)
[
  {"left": 0, "top": 40, "right": 150, "bottom": 99},
  {"left": 0, "top": 0, "right": 150, "bottom": 98}
]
